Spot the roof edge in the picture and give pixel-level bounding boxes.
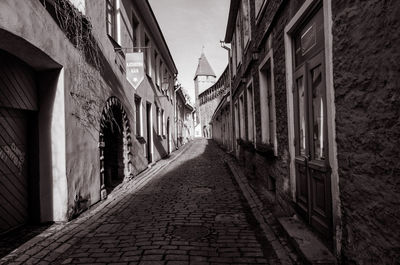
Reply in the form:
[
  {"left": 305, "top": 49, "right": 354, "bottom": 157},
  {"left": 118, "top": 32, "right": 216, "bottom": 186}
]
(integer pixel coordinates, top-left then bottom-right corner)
[
  {"left": 145, "top": 0, "right": 178, "bottom": 74},
  {"left": 224, "top": 0, "right": 240, "bottom": 43}
]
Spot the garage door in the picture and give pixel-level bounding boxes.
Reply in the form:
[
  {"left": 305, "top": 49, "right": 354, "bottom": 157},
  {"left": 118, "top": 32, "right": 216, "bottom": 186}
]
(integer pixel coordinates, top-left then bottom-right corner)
[{"left": 0, "top": 50, "right": 37, "bottom": 234}]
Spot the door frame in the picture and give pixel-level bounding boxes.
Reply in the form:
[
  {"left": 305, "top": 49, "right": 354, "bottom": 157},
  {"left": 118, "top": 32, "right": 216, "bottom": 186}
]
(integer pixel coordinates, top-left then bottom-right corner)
[{"left": 284, "top": 0, "right": 341, "bottom": 255}]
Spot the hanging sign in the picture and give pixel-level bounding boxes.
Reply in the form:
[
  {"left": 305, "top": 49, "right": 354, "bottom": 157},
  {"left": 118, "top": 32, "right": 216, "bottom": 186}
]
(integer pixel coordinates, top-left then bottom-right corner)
[{"left": 126, "top": 52, "right": 144, "bottom": 89}]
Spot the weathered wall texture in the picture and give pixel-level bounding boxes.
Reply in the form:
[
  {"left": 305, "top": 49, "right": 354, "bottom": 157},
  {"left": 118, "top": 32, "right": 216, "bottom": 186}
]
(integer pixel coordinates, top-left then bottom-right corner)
[
  {"left": 0, "top": 0, "right": 177, "bottom": 223},
  {"left": 332, "top": 0, "right": 400, "bottom": 263},
  {"left": 231, "top": 0, "right": 305, "bottom": 219},
  {"left": 200, "top": 97, "right": 222, "bottom": 138}
]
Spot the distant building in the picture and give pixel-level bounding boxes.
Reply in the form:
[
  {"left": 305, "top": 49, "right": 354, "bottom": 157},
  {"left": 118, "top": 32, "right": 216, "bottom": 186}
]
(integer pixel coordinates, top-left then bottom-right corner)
[
  {"left": 198, "top": 67, "right": 230, "bottom": 139},
  {"left": 175, "top": 88, "right": 194, "bottom": 147},
  {"left": 193, "top": 52, "right": 229, "bottom": 138},
  {"left": 193, "top": 52, "right": 216, "bottom": 137}
]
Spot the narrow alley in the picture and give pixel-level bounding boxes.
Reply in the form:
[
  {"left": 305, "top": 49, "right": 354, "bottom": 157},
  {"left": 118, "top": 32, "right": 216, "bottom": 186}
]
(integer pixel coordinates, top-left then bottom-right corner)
[
  {"left": 1, "top": 139, "right": 282, "bottom": 264},
  {"left": 1, "top": 1, "right": 399, "bottom": 264}
]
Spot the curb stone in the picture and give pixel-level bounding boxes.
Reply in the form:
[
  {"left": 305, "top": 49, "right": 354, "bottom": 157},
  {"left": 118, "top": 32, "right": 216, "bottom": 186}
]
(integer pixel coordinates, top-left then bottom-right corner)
[{"left": 224, "top": 157, "right": 299, "bottom": 265}]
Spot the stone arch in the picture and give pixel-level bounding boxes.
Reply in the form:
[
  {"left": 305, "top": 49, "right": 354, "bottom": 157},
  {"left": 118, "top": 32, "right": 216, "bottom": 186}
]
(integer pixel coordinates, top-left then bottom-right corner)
[{"left": 99, "top": 96, "right": 133, "bottom": 199}]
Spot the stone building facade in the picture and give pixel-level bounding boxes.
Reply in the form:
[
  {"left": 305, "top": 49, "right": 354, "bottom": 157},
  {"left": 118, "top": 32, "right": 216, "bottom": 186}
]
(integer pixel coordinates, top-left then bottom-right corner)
[
  {"left": 175, "top": 88, "right": 194, "bottom": 147},
  {"left": 193, "top": 52, "right": 216, "bottom": 137},
  {"left": 0, "top": 0, "right": 179, "bottom": 233},
  {"left": 212, "top": 0, "right": 400, "bottom": 263},
  {"left": 198, "top": 66, "right": 230, "bottom": 139}
]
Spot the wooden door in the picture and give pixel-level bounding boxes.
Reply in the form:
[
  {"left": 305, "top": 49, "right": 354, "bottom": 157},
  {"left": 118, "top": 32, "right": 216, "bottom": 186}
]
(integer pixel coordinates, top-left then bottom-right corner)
[
  {"left": 0, "top": 50, "right": 38, "bottom": 234},
  {"left": 293, "top": 6, "right": 332, "bottom": 240}
]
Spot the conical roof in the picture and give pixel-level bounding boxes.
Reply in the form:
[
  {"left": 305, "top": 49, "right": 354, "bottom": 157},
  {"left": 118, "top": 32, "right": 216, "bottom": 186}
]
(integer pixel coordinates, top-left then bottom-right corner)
[{"left": 194, "top": 52, "right": 216, "bottom": 79}]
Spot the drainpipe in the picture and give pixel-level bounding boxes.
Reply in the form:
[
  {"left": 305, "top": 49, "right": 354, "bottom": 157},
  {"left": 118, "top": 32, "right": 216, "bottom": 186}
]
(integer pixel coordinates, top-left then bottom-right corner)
[
  {"left": 174, "top": 82, "right": 182, "bottom": 149},
  {"left": 220, "top": 41, "right": 234, "bottom": 153}
]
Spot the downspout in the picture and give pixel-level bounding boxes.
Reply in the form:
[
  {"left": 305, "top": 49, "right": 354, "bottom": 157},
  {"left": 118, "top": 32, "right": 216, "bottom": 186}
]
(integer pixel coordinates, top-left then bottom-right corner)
[
  {"left": 220, "top": 41, "right": 234, "bottom": 152},
  {"left": 174, "top": 78, "right": 181, "bottom": 150}
]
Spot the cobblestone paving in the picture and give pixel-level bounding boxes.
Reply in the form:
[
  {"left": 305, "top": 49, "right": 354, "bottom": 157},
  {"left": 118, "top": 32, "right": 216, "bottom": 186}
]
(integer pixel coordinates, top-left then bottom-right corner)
[{"left": 2, "top": 139, "right": 280, "bottom": 264}]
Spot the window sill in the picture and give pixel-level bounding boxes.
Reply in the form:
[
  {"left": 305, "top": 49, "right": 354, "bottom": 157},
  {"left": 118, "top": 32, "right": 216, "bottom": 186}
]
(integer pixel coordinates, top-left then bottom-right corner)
[{"left": 108, "top": 35, "right": 125, "bottom": 58}]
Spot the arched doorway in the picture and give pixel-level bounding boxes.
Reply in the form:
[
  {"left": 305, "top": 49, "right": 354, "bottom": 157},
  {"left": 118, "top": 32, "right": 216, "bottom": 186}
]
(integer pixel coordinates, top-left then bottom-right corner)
[{"left": 99, "top": 97, "right": 132, "bottom": 199}]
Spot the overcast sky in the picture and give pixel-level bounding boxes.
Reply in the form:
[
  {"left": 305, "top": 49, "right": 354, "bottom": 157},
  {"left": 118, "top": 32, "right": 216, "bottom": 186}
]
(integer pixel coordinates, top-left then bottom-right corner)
[{"left": 148, "top": 0, "right": 230, "bottom": 101}]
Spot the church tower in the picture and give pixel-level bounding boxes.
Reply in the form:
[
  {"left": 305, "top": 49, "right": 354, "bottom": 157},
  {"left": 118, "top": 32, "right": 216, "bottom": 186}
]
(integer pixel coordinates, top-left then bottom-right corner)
[{"left": 193, "top": 51, "right": 216, "bottom": 137}]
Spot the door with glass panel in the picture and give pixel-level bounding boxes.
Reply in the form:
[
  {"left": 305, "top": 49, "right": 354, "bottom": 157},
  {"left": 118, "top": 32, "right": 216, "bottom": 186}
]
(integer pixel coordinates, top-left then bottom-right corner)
[{"left": 293, "top": 6, "right": 332, "bottom": 240}]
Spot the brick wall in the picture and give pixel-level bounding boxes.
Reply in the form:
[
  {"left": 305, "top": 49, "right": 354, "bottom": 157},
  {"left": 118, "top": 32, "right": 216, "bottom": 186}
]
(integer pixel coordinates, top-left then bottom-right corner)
[{"left": 332, "top": 0, "right": 400, "bottom": 263}]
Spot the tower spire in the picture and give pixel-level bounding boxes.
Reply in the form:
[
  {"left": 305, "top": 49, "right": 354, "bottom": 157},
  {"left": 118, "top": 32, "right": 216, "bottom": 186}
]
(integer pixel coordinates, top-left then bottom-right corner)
[{"left": 194, "top": 51, "right": 216, "bottom": 80}]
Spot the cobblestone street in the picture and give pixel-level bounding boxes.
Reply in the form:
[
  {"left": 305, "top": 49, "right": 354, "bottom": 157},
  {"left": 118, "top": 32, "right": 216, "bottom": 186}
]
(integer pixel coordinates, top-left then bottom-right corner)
[{"left": 1, "top": 139, "right": 281, "bottom": 264}]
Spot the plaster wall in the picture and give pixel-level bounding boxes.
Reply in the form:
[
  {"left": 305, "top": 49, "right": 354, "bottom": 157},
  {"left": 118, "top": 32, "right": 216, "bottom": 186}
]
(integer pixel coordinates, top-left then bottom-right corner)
[{"left": 0, "top": 0, "right": 176, "bottom": 221}]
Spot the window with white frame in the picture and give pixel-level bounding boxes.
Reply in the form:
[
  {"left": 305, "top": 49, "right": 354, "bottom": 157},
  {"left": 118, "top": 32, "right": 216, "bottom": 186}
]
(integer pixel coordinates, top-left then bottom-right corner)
[
  {"left": 145, "top": 35, "right": 151, "bottom": 76},
  {"left": 154, "top": 51, "right": 159, "bottom": 87},
  {"left": 135, "top": 96, "right": 142, "bottom": 136},
  {"left": 106, "top": 0, "right": 117, "bottom": 39},
  {"left": 234, "top": 101, "right": 240, "bottom": 140},
  {"left": 132, "top": 12, "right": 139, "bottom": 49},
  {"left": 242, "top": 0, "right": 251, "bottom": 48},
  {"left": 255, "top": 0, "right": 267, "bottom": 20},
  {"left": 259, "top": 50, "right": 277, "bottom": 153},
  {"left": 156, "top": 106, "right": 160, "bottom": 135},
  {"left": 162, "top": 109, "right": 165, "bottom": 136},
  {"left": 247, "top": 83, "right": 255, "bottom": 142},
  {"left": 231, "top": 36, "right": 237, "bottom": 76},
  {"left": 159, "top": 61, "right": 163, "bottom": 90},
  {"left": 70, "top": 0, "right": 85, "bottom": 14},
  {"left": 235, "top": 11, "right": 242, "bottom": 66},
  {"left": 239, "top": 93, "right": 246, "bottom": 139}
]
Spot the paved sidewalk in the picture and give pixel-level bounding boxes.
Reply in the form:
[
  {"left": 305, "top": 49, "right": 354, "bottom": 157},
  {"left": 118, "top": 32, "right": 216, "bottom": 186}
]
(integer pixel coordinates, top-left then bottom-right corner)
[{"left": 1, "top": 139, "right": 282, "bottom": 264}]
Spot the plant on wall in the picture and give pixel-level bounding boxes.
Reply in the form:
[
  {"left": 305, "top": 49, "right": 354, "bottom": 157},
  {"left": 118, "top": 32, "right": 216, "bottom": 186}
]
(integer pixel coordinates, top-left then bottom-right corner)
[{"left": 40, "top": 0, "right": 112, "bottom": 139}]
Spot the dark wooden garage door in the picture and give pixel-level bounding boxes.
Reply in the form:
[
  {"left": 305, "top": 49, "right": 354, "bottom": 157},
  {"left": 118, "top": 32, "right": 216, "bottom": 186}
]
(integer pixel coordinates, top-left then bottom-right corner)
[{"left": 0, "top": 50, "right": 37, "bottom": 234}]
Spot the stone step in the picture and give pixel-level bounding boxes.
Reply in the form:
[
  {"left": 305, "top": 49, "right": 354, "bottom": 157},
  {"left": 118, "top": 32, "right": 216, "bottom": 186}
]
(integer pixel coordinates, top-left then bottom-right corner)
[{"left": 278, "top": 216, "right": 337, "bottom": 265}]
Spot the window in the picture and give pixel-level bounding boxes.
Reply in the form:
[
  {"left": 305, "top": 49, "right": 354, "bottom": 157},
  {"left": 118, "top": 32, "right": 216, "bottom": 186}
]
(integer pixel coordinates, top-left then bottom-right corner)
[
  {"left": 242, "top": 0, "right": 251, "bottom": 48},
  {"left": 234, "top": 102, "right": 240, "bottom": 140},
  {"left": 235, "top": 11, "right": 242, "bottom": 66},
  {"left": 156, "top": 106, "right": 160, "bottom": 135},
  {"left": 154, "top": 51, "right": 159, "bottom": 87},
  {"left": 132, "top": 12, "right": 139, "bottom": 50},
  {"left": 231, "top": 36, "right": 237, "bottom": 76},
  {"left": 239, "top": 93, "right": 246, "bottom": 139},
  {"left": 159, "top": 61, "right": 163, "bottom": 90},
  {"left": 70, "top": 0, "right": 85, "bottom": 14},
  {"left": 259, "top": 50, "right": 277, "bottom": 153},
  {"left": 145, "top": 35, "right": 150, "bottom": 75},
  {"left": 135, "top": 96, "right": 142, "bottom": 136},
  {"left": 255, "top": 0, "right": 267, "bottom": 20},
  {"left": 247, "top": 83, "right": 255, "bottom": 142},
  {"left": 161, "top": 109, "right": 165, "bottom": 136},
  {"left": 106, "top": 0, "right": 116, "bottom": 38}
]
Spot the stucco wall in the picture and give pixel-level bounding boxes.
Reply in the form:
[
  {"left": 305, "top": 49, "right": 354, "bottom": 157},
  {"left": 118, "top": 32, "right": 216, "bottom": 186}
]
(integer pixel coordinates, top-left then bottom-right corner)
[
  {"left": 332, "top": 0, "right": 400, "bottom": 263},
  {"left": 0, "top": 0, "right": 177, "bottom": 222}
]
